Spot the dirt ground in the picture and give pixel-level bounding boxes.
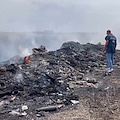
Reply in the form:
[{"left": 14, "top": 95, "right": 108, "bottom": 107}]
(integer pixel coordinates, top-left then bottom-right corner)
[{"left": 46, "top": 68, "right": 120, "bottom": 120}]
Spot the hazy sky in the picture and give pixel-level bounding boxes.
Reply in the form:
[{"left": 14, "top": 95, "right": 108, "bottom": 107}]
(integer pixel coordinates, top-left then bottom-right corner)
[{"left": 0, "top": 0, "right": 120, "bottom": 33}]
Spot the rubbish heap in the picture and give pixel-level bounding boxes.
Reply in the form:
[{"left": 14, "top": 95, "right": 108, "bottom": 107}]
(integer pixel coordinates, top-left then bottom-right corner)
[{"left": 0, "top": 41, "right": 120, "bottom": 120}]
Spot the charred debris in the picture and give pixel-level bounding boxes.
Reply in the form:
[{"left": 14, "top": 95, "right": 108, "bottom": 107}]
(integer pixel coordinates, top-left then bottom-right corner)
[
  {"left": 0, "top": 41, "right": 120, "bottom": 119},
  {"left": 0, "top": 42, "right": 104, "bottom": 97}
]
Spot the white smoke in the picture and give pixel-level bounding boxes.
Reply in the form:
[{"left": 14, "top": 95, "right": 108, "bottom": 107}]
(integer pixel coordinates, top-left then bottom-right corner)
[
  {"left": 0, "top": 31, "right": 118, "bottom": 62},
  {"left": 14, "top": 73, "right": 23, "bottom": 83},
  {"left": 18, "top": 39, "right": 38, "bottom": 57},
  {"left": 18, "top": 46, "right": 31, "bottom": 57},
  {"left": 31, "top": 39, "right": 38, "bottom": 48}
]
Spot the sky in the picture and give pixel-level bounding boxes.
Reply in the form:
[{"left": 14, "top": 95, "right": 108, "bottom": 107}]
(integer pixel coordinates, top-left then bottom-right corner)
[{"left": 0, "top": 0, "right": 120, "bottom": 34}]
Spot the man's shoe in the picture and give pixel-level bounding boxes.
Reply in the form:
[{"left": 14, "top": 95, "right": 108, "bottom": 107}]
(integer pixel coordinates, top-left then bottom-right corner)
[
  {"left": 108, "top": 68, "right": 111, "bottom": 73},
  {"left": 110, "top": 68, "right": 114, "bottom": 72},
  {"left": 108, "top": 68, "right": 114, "bottom": 73}
]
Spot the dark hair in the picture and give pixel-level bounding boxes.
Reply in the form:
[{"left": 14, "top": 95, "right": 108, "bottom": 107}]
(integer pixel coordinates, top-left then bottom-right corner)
[{"left": 107, "top": 30, "right": 111, "bottom": 33}]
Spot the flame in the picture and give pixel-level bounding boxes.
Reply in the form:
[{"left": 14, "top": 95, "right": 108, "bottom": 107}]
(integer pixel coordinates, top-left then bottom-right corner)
[{"left": 25, "top": 56, "right": 31, "bottom": 63}]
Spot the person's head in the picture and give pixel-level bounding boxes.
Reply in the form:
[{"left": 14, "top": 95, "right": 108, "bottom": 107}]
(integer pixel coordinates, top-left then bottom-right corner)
[{"left": 106, "top": 30, "right": 111, "bottom": 35}]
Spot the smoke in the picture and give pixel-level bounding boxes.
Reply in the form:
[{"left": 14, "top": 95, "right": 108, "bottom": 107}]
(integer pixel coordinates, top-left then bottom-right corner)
[
  {"left": 0, "top": 30, "right": 119, "bottom": 63},
  {"left": 0, "top": 32, "right": 106, "bottom": 62},
  {"left": 0, "top": 33, "right": 38, "bottom": 62},
  {"left": 14, "top": 73, "right": 23, "bottom": 83},
  {"left": 18, "top": 46, "right": 31, "bottom": 57},
  {"left": 18, "top": 39, "right": 38, "bottom": 57}
]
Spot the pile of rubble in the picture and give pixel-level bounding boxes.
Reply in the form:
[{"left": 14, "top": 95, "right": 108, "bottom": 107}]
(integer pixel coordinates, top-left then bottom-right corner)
[{"left": 0, "top": 41, "right": 120, "bottom": 120}]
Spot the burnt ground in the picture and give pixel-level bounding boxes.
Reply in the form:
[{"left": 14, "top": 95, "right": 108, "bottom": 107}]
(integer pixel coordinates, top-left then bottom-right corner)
[
  {"left": 1, "top": 68, "right": 120, "bottom": 120},
  {"left": 47, "top": 68, "right": 120, "bottom": 120},
  {"left": 0, "top": 42, "right": 120, "bottom": 120}
]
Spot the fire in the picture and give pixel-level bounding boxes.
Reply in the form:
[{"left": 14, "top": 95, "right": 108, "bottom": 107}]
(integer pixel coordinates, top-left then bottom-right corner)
[{"left": 25, "top": 56, "right": 31, "bottom": 63}]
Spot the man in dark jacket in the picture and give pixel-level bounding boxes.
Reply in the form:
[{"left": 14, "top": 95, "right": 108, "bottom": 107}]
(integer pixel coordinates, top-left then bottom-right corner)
[{"left": 103, "top": 30, "right": 117, "bottom": 72}]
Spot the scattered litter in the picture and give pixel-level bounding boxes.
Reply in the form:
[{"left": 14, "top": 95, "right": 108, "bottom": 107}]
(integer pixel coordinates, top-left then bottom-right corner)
[
  {"left": 37, "top": 105, "right": 63, "bottom": 112},
  {"left": 70, "top": 100, "right": 79, "bottom": 104},
  {"left": 22, "top": 105, "right": 28, "bottom": 111}
]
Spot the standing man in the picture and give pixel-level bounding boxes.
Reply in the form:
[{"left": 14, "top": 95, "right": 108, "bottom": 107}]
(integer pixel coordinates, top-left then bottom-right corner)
[{"left": 103, "top": 30, "right": 117, "bottom": 72}]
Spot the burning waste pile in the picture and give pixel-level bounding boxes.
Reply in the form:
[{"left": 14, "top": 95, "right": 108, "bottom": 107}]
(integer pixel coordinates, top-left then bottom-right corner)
[{"left": 0, "top": 41, "right": 120, "bottom": 120}]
